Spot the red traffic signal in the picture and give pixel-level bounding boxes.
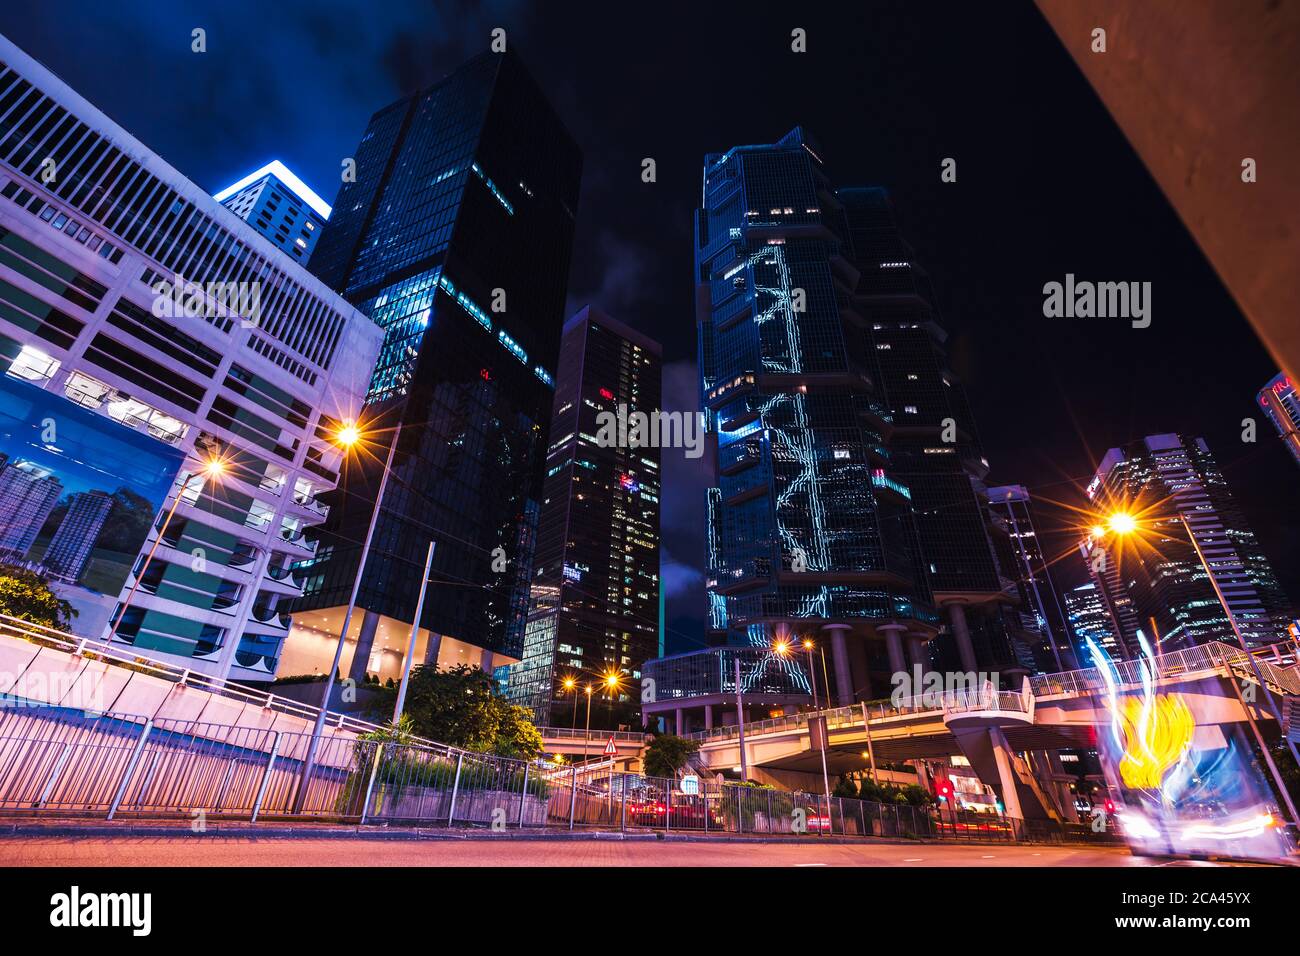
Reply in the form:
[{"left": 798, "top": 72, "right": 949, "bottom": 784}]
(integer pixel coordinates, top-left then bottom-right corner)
[
  {"left": 1103, "top": 798, "right": 1115, "bottom": 814},
  {"left": 935, "top": 779, "right": 954, "bottom": 802}
]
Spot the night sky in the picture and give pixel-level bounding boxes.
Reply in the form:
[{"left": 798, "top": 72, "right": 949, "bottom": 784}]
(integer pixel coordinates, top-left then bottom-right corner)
[{"left": 4, "top": 1, "right": 1295, "bottom": 655}]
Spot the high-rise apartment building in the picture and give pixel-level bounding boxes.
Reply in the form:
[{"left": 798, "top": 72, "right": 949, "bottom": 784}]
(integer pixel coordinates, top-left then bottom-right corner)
[
  {"left": 0, "top": 32, "right": 383, "bottom": 680},
  {"left": 505, "top": 307, "right": 661, "bottom": 728},
  {"left": 0, "top": 459, "right": 61, "bottom": 555},
  {"left": 986, "top": 484, "right": 1074, "bottom": 671},
  {"left": 1258, "top": 372, "right": 1300, "bottom": 469},
  {"left": 287, "top": 51, "right": 582, "bottom": 685},
  {"left": 43, "top": 489, "right": 112, "bottom": 579},
  {"left": 694, "top": 127, "right": 936, "bottom": 707},
  {"left": 214, "top": 161, "right": 330, "bottom": 265},
  {"left": 1084, "top": 433, "right": 1292, "bottom": 653}
]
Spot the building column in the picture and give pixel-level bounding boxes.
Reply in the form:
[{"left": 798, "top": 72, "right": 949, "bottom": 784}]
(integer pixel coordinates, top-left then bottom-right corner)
[
  {"left": 880, "top": 623, "right": 907, "bottom": 677},
  {"left": 989, "top": 727, "right": 1024, "bottom": 821},
  {"left": 675, "top": 708, "right": 684, "bottom": 736},
  {"left": 823, "top": 624, "right": 854, "bottom": 706},
  {"left": 907, "top": 633, "right": 929, "bottom": 670},
  {"left": 423, "top": 630, "right": 443, "bottom": 667},
  {"left": 704, "top": 704, "right": 714, "bottom": 730},
  {"left": 479, "top": 648, "right": 494, "bottom": 672},
  {"left": 947, "top": 603, "right": 978, "bottom": 673},
  {"left": 346, "top": 608, "right": 380, "bottom": 685}
]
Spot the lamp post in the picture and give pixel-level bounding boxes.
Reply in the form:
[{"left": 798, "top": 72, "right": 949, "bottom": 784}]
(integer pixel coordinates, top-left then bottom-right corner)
[
  {"left": 391, "top": 539, "right": 435, "bottom": 723},
  {"left": 783, "top": 639, "right": 832, "bottom": 819},
  {"left": 582, "top": 684, "right": 594, "bottom": 766},
  {"left": 293, "top": 420, "right": 400, "bottom": 813},
  {"left": 108, "top": 458, "right": 225, "bottom": 640},
  {"left": 563, "top": 676, "right": 578, "bottom": 731}
]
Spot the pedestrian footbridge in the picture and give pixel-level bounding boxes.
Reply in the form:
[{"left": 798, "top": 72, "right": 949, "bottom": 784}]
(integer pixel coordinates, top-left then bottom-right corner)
[{"left": 685, "top": 641, "right": 1300, "bottom": 821}]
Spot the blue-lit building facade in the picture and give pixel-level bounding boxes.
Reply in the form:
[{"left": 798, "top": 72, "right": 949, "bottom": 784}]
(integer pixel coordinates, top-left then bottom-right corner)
[
  {"left": 287, "top": 51, "right": 582, "bottom": 685},
  {"left": 694, "top": 128, "right": 938, "bottom": 710},
  {"left": 214, "top": 161, "right": 330, "bottom": 265}
]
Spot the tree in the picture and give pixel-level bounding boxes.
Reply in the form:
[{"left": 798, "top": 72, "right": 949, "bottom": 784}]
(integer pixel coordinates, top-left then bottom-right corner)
[
  {"left": 642, "top": 733, "right": 700, "bottom": 778},
  {"left": 401, "top": 663, "right": 542, "bottom": 759},
  {"left": 833, "top": 774, "right": 858, "bottom": 798},
  {"left": 0, "top": 563, "right": 75, "bottom": 630}
]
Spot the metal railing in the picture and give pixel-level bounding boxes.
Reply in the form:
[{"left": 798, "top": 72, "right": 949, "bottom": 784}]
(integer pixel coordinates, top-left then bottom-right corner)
[
  {"left": 0, "top": 698, "right": 1121, "bottom": 844},
  {"left": 0, "top": 613, "right": 400, "bottom": 739},
  {"left": 534, "top": 727, "right": 647, "bottom": 744}
]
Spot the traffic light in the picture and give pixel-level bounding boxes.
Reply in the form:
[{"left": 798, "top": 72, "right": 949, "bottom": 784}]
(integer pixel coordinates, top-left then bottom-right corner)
[
  {"left": 936, "top": 779, "right": 954, "bottom": 802},
  {"left": 1103, "top": 798, "right": 1115, "bottom": 814}
]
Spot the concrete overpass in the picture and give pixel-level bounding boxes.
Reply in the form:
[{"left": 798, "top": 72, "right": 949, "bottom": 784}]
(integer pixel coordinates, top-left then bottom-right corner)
[{"left": 684, "top": 640, "right": 1300, "bottom": 821}]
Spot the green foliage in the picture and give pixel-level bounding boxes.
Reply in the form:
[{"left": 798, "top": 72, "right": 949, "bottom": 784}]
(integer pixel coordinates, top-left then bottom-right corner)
[
  {"left": 833, "top": 774, "right": 858, "bottom": 798},
  {"left": 855, "top": 777, "right": 934, "bottom": 807},
  {"left": 642, "top": 733, "right": 701, "bottom": 778},
  {"left": 401, "top": 663, "right": 543, "bottom": 759},
  {"left": 0, "top": 563, "right": 75, "bottom": 630}
]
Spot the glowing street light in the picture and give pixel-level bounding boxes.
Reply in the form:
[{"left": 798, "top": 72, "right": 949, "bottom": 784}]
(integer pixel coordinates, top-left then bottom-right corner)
[{"left": 1106, "top": 512, "right": 1138, "bottom": 536}]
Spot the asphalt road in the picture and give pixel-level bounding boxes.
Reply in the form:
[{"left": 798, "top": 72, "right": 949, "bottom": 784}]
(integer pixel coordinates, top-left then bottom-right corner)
[{"left": 0, "top": 836, "right": 1197, "bottom": 867}]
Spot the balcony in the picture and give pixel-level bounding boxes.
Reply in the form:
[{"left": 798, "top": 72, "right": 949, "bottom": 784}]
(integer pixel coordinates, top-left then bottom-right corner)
[
  {"left": 291, "top": 490, "right": 331, "bottom": 519},
  {"left": 251, "top": 604, "right": 292, "bottom": 630}
]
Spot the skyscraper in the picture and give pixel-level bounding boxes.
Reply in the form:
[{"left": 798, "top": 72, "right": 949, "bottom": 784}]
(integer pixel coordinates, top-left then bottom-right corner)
[
  {"left": 1257, "top": 372, "right": 1300, "bottom": 468},
  {"left": 213, "top": 161, "right": 330, "bottom": 265},
  {"left": 505, "top": 307, "right": 661, "bottom": 728},
  {"left": 44, "top": 489, "right": 112, "bottom": 579},
  {"left": 986, "top": 484, "right": 1074, "bottom": 671},
  {"left": 695, "top": 127, "right": 936, "bottom": 706},
  {"left": 0, "top": 32, "right": 382, "bottom": 680},
  {"left": 1085, "top": 433, "right": 1292, "bottom": 652},
  {"left": 841, "top": 186, "right": 1027, "bottom": 679},
  {"left": 1062, "top": 582, "right": 1120, "bottom": 661},
  {"left": 0, "top": 460, "right": 61, "bottom": 556},
  {"left": 289, "top": 51, "right": 582, "bottom": 685}
]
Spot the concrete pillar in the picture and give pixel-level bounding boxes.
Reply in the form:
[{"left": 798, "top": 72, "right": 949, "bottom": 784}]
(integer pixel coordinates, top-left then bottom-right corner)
[
  {"left": 479, "top": 648, "right": 493, "bottom": 672},
  {"left": 346, "top": 608, "right": 380, "bottom": 684},
  {"left": 823, "top": 624, "right": 854, "bottom": 705},
  {"left": 704, "top": 704, "right": 714, "bottom": 730},
  {"left": 423, "top": 630, "right": 443, "bottom": 667},
  {"left": 675, "top": 708, "right": 684, "bottom": 736},
  {"left": 906, "top": 634, "right": 929, "bottom": 670},
  {"left": 947, "top": 603, "right": 978, "bottom": 673},
  {"left": 880, "top": 624, "right": 907, "bottom": 677},
  {"left": 989, "top": 727, "right": 1024, "bottom": 821}
]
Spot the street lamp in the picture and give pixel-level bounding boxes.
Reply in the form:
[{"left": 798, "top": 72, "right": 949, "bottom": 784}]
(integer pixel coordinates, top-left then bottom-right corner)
[
  {"left": 1099, "top": 510, "right": 1300, "bottom": 826},
  {"left": 108, "top": 456, "right": 226, "bottom": 640},
  {"left": 562, "top": 675, "right": 579, "bottom": 730},
  {"left": 294, "top": 418, "right": 402, "bottom": 812},
  {"left": 777, "top": 639, "right": 833, "bottom": 816}
]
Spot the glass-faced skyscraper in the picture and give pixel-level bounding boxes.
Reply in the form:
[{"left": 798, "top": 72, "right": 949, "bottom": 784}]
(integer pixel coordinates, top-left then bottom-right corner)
[
  {"left": 696, "top": 128, "right": 936, "bottom": 706},
  {"left": 1084, "top": 433, "right": 1292, "bottom": 653},
  {"left": 291, "top": 52, "right": 582, "bottom": 682},
  {"left": 1258, "top": 372, "right": 1300, "bottom": 469},
  {"left": 841, "top": 187, "right": 1028, "bottom": 678},
  {"left": 506, "top": 307, "right": 661, "bottom": 728}
]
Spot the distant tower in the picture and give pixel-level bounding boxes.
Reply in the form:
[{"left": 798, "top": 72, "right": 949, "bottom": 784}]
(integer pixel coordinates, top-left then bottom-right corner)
[
  {"left": 44, "top": 490, "right": 113, "bottom": 580},
  {"left": 0, "top": 462, "right": 63, "bottom": 557},
  {"left": 1085, "top": 433, "right": 1292, "bottom": 652},
  {"left": 506, "top": 307, "right": 662, "bottom": 728},
  {"left": 214, "top": 161, "right": 330, "bottom": 265},
  {"left": 1062, "top": 583, "right": 1120, "bottom": 661},
  {"left": 986, "top": 484, "right": 1074, "bottom": 670},
  {"left": 1257, "top": 372, "right": 1300, "bottom": 468}
]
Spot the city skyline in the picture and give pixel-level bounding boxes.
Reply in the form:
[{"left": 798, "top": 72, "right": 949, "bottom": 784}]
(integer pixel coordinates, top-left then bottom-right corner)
[
  {"left": 0, "top": 0, "right": 1295, "bottom": 888},
  {"left": 0, "top": 3, "right": 1288, "bottom": 662}
]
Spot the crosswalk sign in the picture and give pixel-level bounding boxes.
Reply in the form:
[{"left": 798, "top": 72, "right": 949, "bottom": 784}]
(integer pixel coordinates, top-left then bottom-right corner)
[{"left": 603, "top": 735, "right": 618, "bottom": 755}]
